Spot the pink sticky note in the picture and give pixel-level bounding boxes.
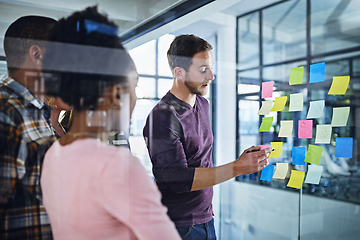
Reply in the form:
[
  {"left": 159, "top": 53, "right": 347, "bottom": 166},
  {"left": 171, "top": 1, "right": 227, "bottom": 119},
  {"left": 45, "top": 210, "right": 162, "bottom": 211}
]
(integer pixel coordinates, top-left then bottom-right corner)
[
  {"left": 259, "top": 145, "right": 269, "bottom": 150},
  {"left": 298, "top": 120, "right": 313, "bottom": 138},
  {"left": 262, "top": 81, "right": 273, "bottom": 98}
]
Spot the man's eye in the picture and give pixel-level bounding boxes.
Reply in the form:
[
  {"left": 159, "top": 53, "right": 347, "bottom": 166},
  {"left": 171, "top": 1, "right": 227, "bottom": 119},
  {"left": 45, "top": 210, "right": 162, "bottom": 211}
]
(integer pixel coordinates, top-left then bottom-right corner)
[{"left": 200, "top": 68, "right": 206, "bottom": 73}]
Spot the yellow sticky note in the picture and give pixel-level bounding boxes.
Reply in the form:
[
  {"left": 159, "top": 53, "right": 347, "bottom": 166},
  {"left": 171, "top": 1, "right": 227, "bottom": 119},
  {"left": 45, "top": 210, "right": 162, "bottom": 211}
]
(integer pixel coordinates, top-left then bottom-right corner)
[
  {"left": 289, "top": 66, "right": 304, "bottom": 85},
  {"left": 271, "top": 96, "right": 287, "bottom": 112},
  {"left": 273, "top": 163, "right": 289, "bottom": 179},
  {"left": 269, "top": 142, "right": 283, "bottom": 158},
  {"left": 278, "top": 120, "right": 293, "bottom": 137},
  {"left": 328, "top": 76, "right": 350, "bottom": 95},
  {"left": 287, "top": 170, "right": 305, "bottom": 189}
]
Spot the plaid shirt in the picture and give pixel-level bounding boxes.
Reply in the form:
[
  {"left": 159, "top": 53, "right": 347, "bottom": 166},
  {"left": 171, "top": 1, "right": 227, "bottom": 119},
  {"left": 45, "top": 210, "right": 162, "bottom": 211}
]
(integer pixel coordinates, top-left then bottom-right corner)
[{"left": 0, "top": 77, "right": 56, "bottom": 239}]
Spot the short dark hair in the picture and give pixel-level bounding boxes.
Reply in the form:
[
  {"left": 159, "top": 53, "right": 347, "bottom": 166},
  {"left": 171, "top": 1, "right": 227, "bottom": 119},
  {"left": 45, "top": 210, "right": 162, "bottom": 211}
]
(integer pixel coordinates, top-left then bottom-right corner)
[
  {"left": 167, "top": 34, "right": 212, "bottom": 76},
  {"left": 43, "top": 6, "right": 134, "bottom": 111},
  {"left": 4, "top": 15, "right": 57, "bottom": 74}
]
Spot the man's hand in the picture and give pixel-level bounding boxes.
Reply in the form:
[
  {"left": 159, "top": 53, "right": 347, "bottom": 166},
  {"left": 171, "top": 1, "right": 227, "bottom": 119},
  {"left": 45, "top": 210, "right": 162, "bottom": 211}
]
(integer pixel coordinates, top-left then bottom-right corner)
[{"left": 233, "top": 146, "right": 271, "bottom": 175}]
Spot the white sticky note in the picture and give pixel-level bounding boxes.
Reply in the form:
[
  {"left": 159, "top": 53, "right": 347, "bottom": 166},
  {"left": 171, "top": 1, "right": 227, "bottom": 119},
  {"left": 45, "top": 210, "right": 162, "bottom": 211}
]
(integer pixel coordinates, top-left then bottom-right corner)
[
  {"left": 315, "top": 125, "right": 332, "bottom": 144},
  {"left": 331, "top": 107, "right": 350, "bottom": 127},
  {"left": 305, "top": 165, "right": 323, "bottom": 184},
  {"left": 289, "top": 93, "right": 303, "bottom": 111},
  {"left": 273, "top": 163, "right": 289, "bottom": 179},
  {"left": 278, "top": 120, "right": 293, "bottom": 137},
  {"left": 307, "top": 100, "right": 325, "bottom": 119},
  {"left": 258, "top": 101, "right": 274, "bottom": 115}
]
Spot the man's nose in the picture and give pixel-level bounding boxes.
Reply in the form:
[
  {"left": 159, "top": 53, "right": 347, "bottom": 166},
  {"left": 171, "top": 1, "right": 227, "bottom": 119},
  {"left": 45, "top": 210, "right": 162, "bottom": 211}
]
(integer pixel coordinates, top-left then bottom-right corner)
[{"left": 207, "top": 68, "right": 215, "bottom": 81}]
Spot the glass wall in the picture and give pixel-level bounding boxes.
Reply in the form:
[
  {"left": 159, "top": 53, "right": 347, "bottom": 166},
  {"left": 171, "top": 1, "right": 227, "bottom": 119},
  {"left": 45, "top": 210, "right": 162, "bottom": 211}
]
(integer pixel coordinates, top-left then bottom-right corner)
[{"left": 236, "top": 0, "right": 360, "bottom": 239}]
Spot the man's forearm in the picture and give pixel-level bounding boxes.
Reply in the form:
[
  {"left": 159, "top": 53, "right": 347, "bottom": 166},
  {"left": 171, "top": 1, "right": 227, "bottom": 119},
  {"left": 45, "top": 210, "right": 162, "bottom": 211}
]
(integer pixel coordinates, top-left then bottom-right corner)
[{"left": 191, "top": 162, "right": 238, "bottom": 191}]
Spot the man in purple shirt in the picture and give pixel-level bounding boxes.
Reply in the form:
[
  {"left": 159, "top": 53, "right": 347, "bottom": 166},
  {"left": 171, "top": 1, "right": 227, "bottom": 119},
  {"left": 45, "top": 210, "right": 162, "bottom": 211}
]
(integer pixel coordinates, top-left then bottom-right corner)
[{"left": 143, "top": 34, "right": 271, "bottom": 239}]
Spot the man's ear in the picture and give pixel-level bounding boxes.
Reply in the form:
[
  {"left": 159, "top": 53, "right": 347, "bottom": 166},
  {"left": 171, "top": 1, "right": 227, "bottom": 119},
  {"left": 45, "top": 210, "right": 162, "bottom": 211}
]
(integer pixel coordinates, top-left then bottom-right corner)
[
  {"left": 29, "top": 45, "right": 43, "bottom": 67},
  {"left": 110, "top": 84, "right": 122, "bottom": 108},
  {"left": 174, "top": 67, "right": 185, "bottom": 81}
]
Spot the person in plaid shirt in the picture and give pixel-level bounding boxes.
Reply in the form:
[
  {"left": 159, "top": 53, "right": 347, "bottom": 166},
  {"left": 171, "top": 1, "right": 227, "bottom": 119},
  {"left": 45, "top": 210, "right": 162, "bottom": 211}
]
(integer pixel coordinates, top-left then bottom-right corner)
[{"left": 0, "top": 16, "right": 57, "bottom": 239}]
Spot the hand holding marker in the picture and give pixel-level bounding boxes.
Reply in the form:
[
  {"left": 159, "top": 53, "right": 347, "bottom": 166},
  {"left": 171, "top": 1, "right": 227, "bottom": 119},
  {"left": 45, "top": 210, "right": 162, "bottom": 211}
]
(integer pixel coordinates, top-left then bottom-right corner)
[{"left": 246, "top": 148, "right": 275, "bottom": 153}]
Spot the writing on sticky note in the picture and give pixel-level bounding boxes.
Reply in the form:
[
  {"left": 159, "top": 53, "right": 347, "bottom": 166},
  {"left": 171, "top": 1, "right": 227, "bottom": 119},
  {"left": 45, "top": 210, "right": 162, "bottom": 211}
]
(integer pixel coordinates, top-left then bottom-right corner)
[
  {"left": 271, "top": 96, "right": 287, "bottom": 112},
  {"left": 269, "top": 142, "right": 283, "bottom": 158},
  {"left": 306, "top": 100, "right": 325, "bottom": 119},
  {"left": 315, "top": 125, "right": 332, "bottom": 144},
  {"left": 287, "top": 170, "right": 305, "bottom": 189},
  {"left": 278, "top": 120, "right": 293, "bottom": 137},
  {"left": 331, "top": 107, "right": 350, "bottom": 127},
  {"left": 289, "top": 66, "right": 304, "bottom": 85},
  {"left": 305, "top": 165, "right": 323, "bottom": 185},
  {"left": 259, "top": 117, "right": 273, "bottom": 132},
  {"left": 328, "top": 76, "right": 350, "bottom": 95},
  {"left": 259, "top": 145, "right": 269, "bottom": 150},
  {"left": 262, "top": 81, "right": 273, "bottom": 98},
  {"left": 305, "top": 144, "right": 323, "bottom": 165},
  {"left": 292, "top": 147, "right": 306, "bottom": 165},
  {"left": 257, "top": 101, "right": 273, "bottom": 115},
  {"left": 335, "top": 137, "right": 353, "bottom": 158},
  {"left": 289, "top": 93, "right": 303, "bottom": 111},
  {"left": 309, "top": 62, "right": 325, "bottom": 83},
  {"left": 260, "top": 165, "right": 275, "bottom": 181},
  {"left": 273, "top": 163, "right": 289, "bottom": 179},
  {"left": 298, "top": 120, "right": 313, "bottom": 138}
]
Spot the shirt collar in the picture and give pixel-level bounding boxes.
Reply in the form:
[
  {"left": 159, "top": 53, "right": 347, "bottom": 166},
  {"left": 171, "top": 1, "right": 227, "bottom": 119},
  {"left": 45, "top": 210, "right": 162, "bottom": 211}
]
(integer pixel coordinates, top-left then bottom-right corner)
[{"left": 1, "top": 76, "right": 44, "bottom": 109}]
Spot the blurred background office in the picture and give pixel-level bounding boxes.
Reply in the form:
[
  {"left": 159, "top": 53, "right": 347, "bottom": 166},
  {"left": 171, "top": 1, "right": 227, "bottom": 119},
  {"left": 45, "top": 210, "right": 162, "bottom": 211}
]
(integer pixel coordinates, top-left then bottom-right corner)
[{"left": 0, "top": 0, "right": 359, "bottom": 239}]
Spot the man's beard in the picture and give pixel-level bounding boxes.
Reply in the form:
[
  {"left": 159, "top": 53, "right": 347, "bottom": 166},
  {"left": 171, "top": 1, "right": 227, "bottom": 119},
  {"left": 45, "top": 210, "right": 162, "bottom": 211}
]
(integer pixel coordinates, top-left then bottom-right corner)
[{"left": 184, "top": 74, "right": 207, "bottom": 96}]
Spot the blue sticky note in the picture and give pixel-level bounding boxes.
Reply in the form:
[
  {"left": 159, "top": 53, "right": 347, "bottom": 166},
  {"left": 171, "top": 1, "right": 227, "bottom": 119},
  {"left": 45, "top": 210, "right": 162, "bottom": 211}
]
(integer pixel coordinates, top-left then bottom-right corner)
[
  {"left": 309, "top": 62, "right": 325, "bottom": 83},
  {"left": 260, "top": 165, "right": 275, "bottom": 181},
  {"left": 292, "top": 147, "right": 306, "bottom": 165},
  {"left": 335, "top": 137, "right": 353, "bottom": 158}
]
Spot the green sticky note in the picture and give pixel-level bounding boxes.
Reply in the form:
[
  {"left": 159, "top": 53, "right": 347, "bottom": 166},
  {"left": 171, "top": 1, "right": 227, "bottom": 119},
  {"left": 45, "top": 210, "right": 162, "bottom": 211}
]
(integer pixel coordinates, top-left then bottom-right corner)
[
  {"left": 271, "top": 96, "right": 287, "bottom": 112},
  {"left": 304, "top": 144, "right": 323, "bottom": 165},
  {"left": 289, "top": 66, "right": 304, "bottom": 85},
  {"left": 331, "top": 107, "right": 350, "bottom": 127},
  {"left": 259, "top": 117, "right": 273, "bottom": 132},
  {"left": 328, "top": 76, "right": 350, "bottom": 95}
]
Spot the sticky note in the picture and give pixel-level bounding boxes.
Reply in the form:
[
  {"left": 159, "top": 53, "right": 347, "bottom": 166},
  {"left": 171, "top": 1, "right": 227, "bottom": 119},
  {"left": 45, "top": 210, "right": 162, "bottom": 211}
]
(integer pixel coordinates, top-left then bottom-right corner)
[
  {"left": 260, "top": 165, "right": 275, "bottom": 181},
  {"left": 292, "top": 147, "right": 306, "bottom": 165},
  {"left": 315, "top": 125, "right": 332, "bottom": 144},
  {"left": 273, "top": 163, "right": 289, "bottom": 179},
  {"left": 257, "top": 101, "right": 273, "bottom": 115},
  {"left": 335, "top": 137, "right": 353, "bottom": 158},
  {"left": 289, "top": 93, "right": 303, "bottom": 111},
  {"left": 271, "top": 96, "right": 287, "bottom": 112},
  {"left": 262, "top": 81, "right": 273, "bottom": 98},
  {"left": 305, "top": 144, "right": 323, "bottom": 165},
  {"left": 287, "top": 170, "right": 305, "bottom": 189},
  {"left": 259, "top": 145, "right": 269, "bottom": 150},
  {"left": 305, "top": 165, "right": 323, "bottom": 184},
  {"left": 289, "top": 66, "right": 304, "bottom": 85},
  {"left": 328, "top": 76, "right": 350, "bottom": 95},
  {"left": 269, "top": 142, "right": 283, "bottom": 158},
  {"left": 306, "top": 100, "right": 325, "bottom": 119},
  {"left": 331, "top": 107, "right": 350, "bottom": 127},
  {"left": 309, "top": 62, "right": 325, "bottom": 83},
  {"left": 278, "top": 120, "right": 293, "bottom": 137},
  {"left": 259, "top": 117, "right": 273, "bottom": 132},
  {"left": 298, "top": 120, "right": 313, "bottom": 138}
]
